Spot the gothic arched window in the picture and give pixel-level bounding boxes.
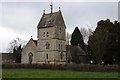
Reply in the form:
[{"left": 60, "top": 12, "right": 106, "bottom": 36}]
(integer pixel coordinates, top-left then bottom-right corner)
[{"left": 45, "top": 42, "right": 50, "bottom": 49}]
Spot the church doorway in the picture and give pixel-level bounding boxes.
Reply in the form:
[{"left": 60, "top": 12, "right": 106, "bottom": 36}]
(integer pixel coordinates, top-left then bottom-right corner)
[{"left": 28, "top": 52, "right": 33, "bottom": 64}]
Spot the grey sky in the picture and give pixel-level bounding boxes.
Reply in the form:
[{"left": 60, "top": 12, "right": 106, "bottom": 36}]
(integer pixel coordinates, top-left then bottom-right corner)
[
  {"left": 0, "top": 2, "right": 118, "bottom": 52},
  {"left": 118, "top": 1, "right": 120, "bottom": 22}
]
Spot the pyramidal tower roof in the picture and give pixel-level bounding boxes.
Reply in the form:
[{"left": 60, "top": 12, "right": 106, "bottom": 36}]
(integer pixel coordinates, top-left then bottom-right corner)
[{"left": 37, "top": 4, "right": 66, "bottom": 29}]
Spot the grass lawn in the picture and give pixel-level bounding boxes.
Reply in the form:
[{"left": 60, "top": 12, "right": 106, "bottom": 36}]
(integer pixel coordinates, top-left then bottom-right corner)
[{"left": 2, "top": 69, "right": 118, "bottom": 78}]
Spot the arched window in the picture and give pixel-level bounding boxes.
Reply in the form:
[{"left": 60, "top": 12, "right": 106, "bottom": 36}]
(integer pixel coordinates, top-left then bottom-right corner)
[
  {"left": 45, "top": 42, "right": 50, "bottom": 49},
  {"left": 28, "top": 52, "right": 33, "bottom": 64}
]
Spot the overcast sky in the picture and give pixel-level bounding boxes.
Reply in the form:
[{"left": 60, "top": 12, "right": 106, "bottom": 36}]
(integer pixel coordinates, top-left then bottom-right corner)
[{"left": 0, "top": 1, "right": 119, "bottom": 52}]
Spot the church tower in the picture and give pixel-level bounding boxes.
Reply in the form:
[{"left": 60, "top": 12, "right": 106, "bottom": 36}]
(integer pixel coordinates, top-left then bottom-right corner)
[{"left": 36, "top": 4, "right": 66, "bottom": 64}]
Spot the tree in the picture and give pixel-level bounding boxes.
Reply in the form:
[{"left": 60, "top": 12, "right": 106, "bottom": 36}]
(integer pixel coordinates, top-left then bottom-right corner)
[
  {"left": 7, "top": 37, "right": 26, "bottom": 53},
  {"left": 66, "top": 32, "right": 71, "bottom": 45},
  {"left": 79, "top": 28, "right": 93, "bottom": 63},
  {"left": 88, "top": 19, "right": 112, "bottom": 64},
  {"left": 88, "top": 19, "right": 120, "bottom": 65},
  {"left": 7, "top": 37, "right": 26, "bottom": 63},
  {"left": 114, "top": 21, "right": 120, "bottom": 64},
  {"left": 80, "top": 28, "right": 89, "bottom": 44},
  {"left": 103, "top": 21, "right": 120, "bottom": 64},
  {"left": 70, "top": 27, "right": 85, "bottom": 64},
  {"left": 13, "top": 45, "right": 22, "bottom": 63},
  {"left": 70, "top": 27, "right": 85, "bottom": 51}
]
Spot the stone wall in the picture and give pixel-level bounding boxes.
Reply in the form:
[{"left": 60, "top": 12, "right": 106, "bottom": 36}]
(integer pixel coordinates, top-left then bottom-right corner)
[{"left": 21, "top": 39, "right": 37, "bottom": 64}]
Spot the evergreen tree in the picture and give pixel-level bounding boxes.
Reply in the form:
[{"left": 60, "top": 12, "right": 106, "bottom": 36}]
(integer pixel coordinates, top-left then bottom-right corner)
[
  {"left": 70, "top": 27, "right": 85, "bottom": 64},
  {"left": 70, "top": 27, "right": 85, "bottom": 50},
  {"left": 9, "top": 37, "right": 26, "bottom": 63},
  {"left": 13, "top": 45, "right": 22, "bottom": 63},
  {"left": 88, "top": 19, "right": 120, "bottom": 65},
  {"left": 103, "top": 21, "right": 120, "bottom": 64}
]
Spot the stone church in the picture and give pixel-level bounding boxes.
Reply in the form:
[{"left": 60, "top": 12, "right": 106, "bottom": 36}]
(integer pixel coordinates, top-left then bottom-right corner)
[{"left": 21, "top": 5, "right": 66, "bottom": 64}]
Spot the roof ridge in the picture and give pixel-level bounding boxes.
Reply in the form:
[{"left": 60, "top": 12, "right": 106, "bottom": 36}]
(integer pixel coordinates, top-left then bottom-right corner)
[{"left": 45, "top": 11, "right": 59, "bottom": 15}]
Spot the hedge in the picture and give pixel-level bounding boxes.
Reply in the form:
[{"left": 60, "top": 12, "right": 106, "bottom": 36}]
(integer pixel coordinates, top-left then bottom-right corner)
[{"left": 2, "top": 63, "right": 118, "bottom": 72}]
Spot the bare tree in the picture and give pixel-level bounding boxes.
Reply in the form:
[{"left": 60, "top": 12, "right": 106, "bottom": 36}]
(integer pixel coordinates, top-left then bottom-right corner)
[
  {"left": 7, "top": 37, "right": 26, "bottom": 53},
  {"left": 66, "top": 32, "right": 71, "bottom": 45},
  {"left": 80, "top": 28, "right": 88, "bottom": 44},
  {"left": 88, "top": 28, "right": 93, "bottom": 36},
  {"left": 80, "top": 28, "right": 93, "bottom": 44}
]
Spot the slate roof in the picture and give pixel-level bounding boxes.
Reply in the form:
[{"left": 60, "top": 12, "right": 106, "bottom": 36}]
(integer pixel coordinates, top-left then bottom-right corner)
[
  {"left": 37, "top": 10, "right": 65, "bottom": 28},
  {"left": 66, "top": 45, "right": 86, "bottom": 56}
]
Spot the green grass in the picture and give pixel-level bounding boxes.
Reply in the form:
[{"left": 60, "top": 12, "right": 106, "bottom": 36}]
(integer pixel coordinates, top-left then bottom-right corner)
[{"left": 2, "top": 69, "right": 118, "bottom": 78}]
